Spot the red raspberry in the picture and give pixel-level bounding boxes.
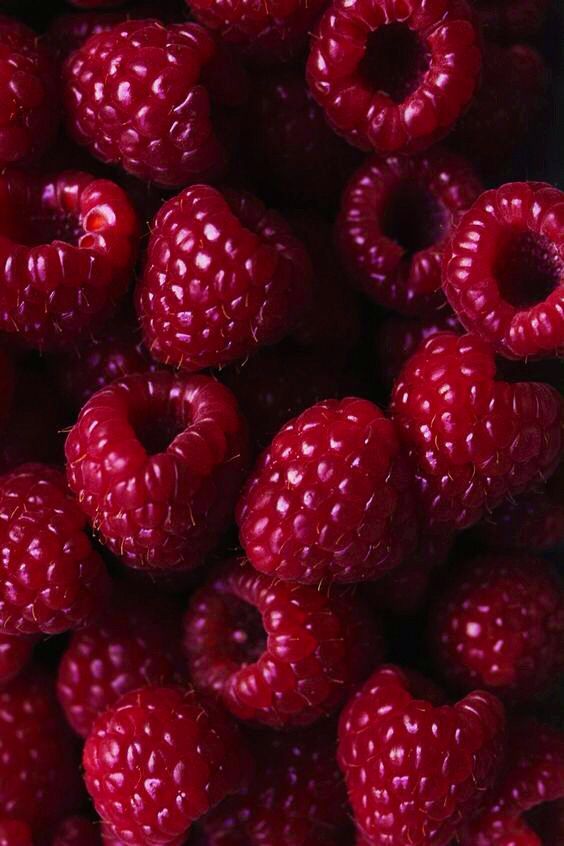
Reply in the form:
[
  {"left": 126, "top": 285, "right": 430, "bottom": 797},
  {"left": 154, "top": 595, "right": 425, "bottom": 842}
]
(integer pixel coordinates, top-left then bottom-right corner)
[
  {"left": 237, "top": 397, "right": 418, "bottom": 584},
  {"left": 202, "top": 722, "right": 350, "bottom": 845},
  {"left": 443, "top": 183, "right": 564, "bottom": 359},
  {"left": 57, "top": 588, "right": 186, "bottom": 738},
  {"left": 183, "top": 559, "right": 384, "bottom": 728},
  {"left": 0, "top": 17, "right": 59, "bottom": 166},
  {"left": 137, "top": 185, "right": 312, "bottom": 372},
  {"left": 471, "top": 0, "right": 549, "bottom": 41},
  {"left": 84, "top": 685, "right": 253, "bottom": 845},
  {"left": 460, "top": 719, "right": 564, "bottom": 846},
  {"left": 53, "top": 817, "right": 101, "bottom": 846},
  {"left": 336, "top": 148, "right": 483, "bottom": 316},
  {"left": 428, "top": 554, "right": 564, "bottom": 702},
  {"left": 0, "top": 634, "right": 35, "bottom": 685},
  {"left": 0, "top": 463, "right": 110, "bottom": 636},
  {"left": 306, "top": 0, "right": 482, "bottom": 154},
  {"left": 65, "top": 371, "right": 249, "bottom": 570},
  {"left": 390, "top": 332, "right": 564, "bottom": 531},
  {"left": 63, "top": 20, "right": 248, "bottom": 188},
  {"left": 338, "top": 665, "right": 505, "bottom": 846},
  {"left": 0, "top": 169, "right": 139, "bottom": 351},
  {"left": 0, "top": 821, "right": 32, "bottom": 846}
]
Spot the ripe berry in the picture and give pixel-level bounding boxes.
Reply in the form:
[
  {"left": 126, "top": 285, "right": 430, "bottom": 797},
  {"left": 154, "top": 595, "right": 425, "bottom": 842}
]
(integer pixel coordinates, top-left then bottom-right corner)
[
  {"left": 53, "top": 817, "right": 101, "bottom": 846},
  {"left": 337, "top": 148, "right": 482, "bottom": 316},
  {"left": 0, "top": 169, "right": 139, "bottom": 351},
  {"left": 0, "top": 821, "right": 32, "bottom": 846},
  {"left": 84, "top": 685, "right": 253, "bottom": 845},
  {"left": 428, "top": 554, "right": 564, "bottom": 702},
  {"left": 390, "top": 332, "right": 564, "bottom": 531},
  {"left": 65, "top": 371, "right": 249, "bottom": 570},
  {"left": 0, "top": 463, "right": 110, "bottom": 636},
  {"left": 237, "top": 397, "right": 418, "bottom": 584},
  {"left": 183, "top": 559, "right": 384, "bottom": 728},
  {"left": 338, "top": 665, "right": 505, "bottom": 846},
  {"left": 471, "top": 0, "right": 549, "bottom": 41},
  {"left": 0, "top": 633, "right": 35, "bottom": 684},
  {"left": 63, "top": 20, "right": 248, "bottom": 188},
  {"left": 306, "top": 0, "right": 482, "bottom": 154},
  {"left": 443, "top": 183, "right": 564, "bottom": 359}
]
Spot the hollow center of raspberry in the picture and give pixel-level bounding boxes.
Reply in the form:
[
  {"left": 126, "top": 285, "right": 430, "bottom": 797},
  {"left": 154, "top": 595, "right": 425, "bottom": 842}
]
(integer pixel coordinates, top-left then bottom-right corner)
[
  {"left": 223, "top": 595, "right": 266, "bottom": 667},
  {"left": 24, "top": 210, "right": 84, "bottom": 247},
  {"left": 381, "top": 181, "right": 447, "bottom": 255},
  {"left": 359, "top": 24, "right": 430, "bottom": 103},
  {"left": 494, "top": 230, "right": 563, "bottom": 309},
  {"left": 132, "top": 415, "right": 185, "bottom": 455}
]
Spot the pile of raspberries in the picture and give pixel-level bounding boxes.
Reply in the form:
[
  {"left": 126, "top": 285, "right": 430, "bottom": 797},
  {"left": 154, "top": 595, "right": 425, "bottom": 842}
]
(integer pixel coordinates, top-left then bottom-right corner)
[{"left": 0, "top": 0, "right": 561, "bottom": 844}]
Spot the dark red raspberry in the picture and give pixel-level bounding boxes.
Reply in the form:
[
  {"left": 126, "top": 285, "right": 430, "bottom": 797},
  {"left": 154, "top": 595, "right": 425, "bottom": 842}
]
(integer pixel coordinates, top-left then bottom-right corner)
[
  {"left": 0, "top": 463, "right": 110, "bottom": 636},
  {"left": 338, "top": 664, "right": 505, "bottom": 846},
  {"left": 460, "top": 719, "right": 564, "bottom": 846},
  {"left": 137, "top": 185, "right": 312, "bottom": 372},
  {"left": 52, "top": 817, "right": 101, "bottom": 846},
  {"left": 390, "top": 332, "right": 564, "bottom": 531},
  {"left": 64, "top": 20, "right": 248, "bottom": 188},
  {"left": 471, "top": 0, "right": 549, "bottom": 40},
  {"left": 0, "top": 17, "right": 60, "bottom": 166},
  {"left": 443, "top": 183, "right": 564, "bottom": 359},
  {"left": 336, "top": 148, "right": 483, "bottom": 316},
  {"left": 57, "top": 588, "right": 186, "bottom": 738},
  {"left": 0, "top": 634, "right": 35, "bottom": 684},
  {"left": 84, "top": 685, "right": 252, "bottom": 845},
  {"left": 306, "top": 0, "right": 482, "bottom": 154},
  {"left": 428, "top": 554, "right": 564, "bottom": 702},
  {"left": 183, "top": 559, "right": 383, "bottom": 728},
  {"left": 202, "top": 722, "right": 349, "bottom": 845},
  {"left": 0, "top": 821, "right": 32, "bottom": 846},
  {"left": 0, "top": 169, "right": 139, "bottom": 351},
  {"left": 65, "top": 371, "right": 249, "bottom": 570}
]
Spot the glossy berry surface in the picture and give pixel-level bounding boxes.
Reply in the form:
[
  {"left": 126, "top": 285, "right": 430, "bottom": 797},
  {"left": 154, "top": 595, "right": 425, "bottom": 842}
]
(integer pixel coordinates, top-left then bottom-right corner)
[
  {"left": 0, "top": 634, "right": 35, "bottom": 685},
  {"left": 137, "top": 184, "right": 312, "bottom": 372},
  {"left": 183, "top": 559, "right": 383, "bottom": 727},
  {"left": 52, "top": 817, "right": 102, "bottom": 846}
]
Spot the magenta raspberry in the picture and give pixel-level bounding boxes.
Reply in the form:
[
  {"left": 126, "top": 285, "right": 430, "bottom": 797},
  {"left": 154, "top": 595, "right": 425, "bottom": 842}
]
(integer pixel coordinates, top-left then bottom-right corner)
[{"left": 0, "top": 634, "right": 35, "bottom": 684}]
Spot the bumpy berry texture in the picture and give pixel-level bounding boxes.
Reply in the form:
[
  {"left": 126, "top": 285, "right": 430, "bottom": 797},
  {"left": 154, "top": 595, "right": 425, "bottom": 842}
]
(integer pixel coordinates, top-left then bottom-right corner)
[
  {"left": 65, "top": 371, "right": 249, "bottom": 570},
  {"left": 203, "top": 722, "right": 350, "bottom": 845},
  {"left": 338, "top": 665, "right": 505, "bottom": 846},
  {"left": 52, "top": 817, "right": 102, "bottom": 846},
  {"left": 137, "top": 184, "right": 312, "bottom": 372},
  {"left": 443, "top": 183, "right": 564, "bottom": 359},
  {"left": 0, "top": 169, "right": 139, "bottom": 350},
  {"left": 57, "top": 589, "right": 186, "bottom": 738},
  {"left": 0, "top": 821, "right": 32, "bottom": 846},
  {"left": 0, "top": 634, "right": 35, "bottom": 684},
  {"left": 306, "top": 0, "right": 482, "bottom": 154},
  {"left": 390, "top": 332, "right": 564, "bottom": 531},
  {"left": 183, "top": 559, "right": 384, "bottom": 727},
  {"left": 84, "top": 685, "right": 252, "bottom": 845},
  {"left": 64, "top": 20, "right": 248, "bottom": 188},
  {"left": 428, "top": 555, "right": 564, "bottom": 702},
  {"left": 337, "top": 148, "right": 482, "bottom": 315},
  {"left": 471, "top": 0, "right": 549, "bottom": 40},
  {"left": 0, "top": 464, "right": 110, "bottom": 636}
]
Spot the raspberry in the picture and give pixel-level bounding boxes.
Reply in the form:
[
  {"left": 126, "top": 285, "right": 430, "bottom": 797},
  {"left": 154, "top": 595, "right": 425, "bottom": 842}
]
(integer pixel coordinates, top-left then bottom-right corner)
[
  {"left": 0, "top": 169, "right": 139, "bottom": 351},
  {"left": 338, "top": 665, "right": 505, "bottom": 846},
  {"left": 63, "top": 20, "right": 248, "bottom": 188},
  {"left": 53, "top": 817, "right": 101, "bottom": 846},
  {"left": 183, "top": 559, "right": 384, "bottom": 728},
  {"left": 0, "top": 821, "right": 32, "bottom": 846},
  {"left": 202, "top": 722, "right": 350, "bottom": 845},
  {"left": 0, "top": 17, "right": 60, "bottom": 166},
  {"left": 65, "top": 371, "right": 249, "bottom": 570},
  {"left": 443, "top": 183, "right": 564, "bottom": 359},
  {"left": 428, "top": 554, "right": 564, "bottom": 702},
  {"left": 84, "top": 685, "right": 253, "bottom": 845},
  {"left": 238, "top": 397, "right": 418, "bottom": 584},
  {"left": 0, "top": 634, "right": 35, "bottom": 685},
  {"left": 57, "top": 588, "right": 186, "bottom": 738},
  {"left": 306, "top": 0, "right": 482, "bottom": 154},
  {"left": 336, "top": 148, "right": 482, "bottom": 316},
  {"left": 390, "top": 332, "right": 564, "bottom": 531},
  {"left": 0, "top": 463, "right": 110, "bottom": 636},
  {"left": 471, "top": 0, "right": 549, "bottom": 40},
  {"left": 460, "top": 719, "right": 564, "bottom": 846},
  {"left": 137, "top": 185, "right": 312, "bottom": 372}
]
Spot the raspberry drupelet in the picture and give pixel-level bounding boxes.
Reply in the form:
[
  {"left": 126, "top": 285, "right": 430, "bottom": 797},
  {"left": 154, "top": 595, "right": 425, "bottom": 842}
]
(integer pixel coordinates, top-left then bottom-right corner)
[
  {"left": 338, "top": 665, "right": 505, "bottom": 846},
  {"left": 183, "top": 559, "right": 384, "bottom": 728},
  {"left": 471, "top": 0, "right": 549, "bottom": 41},
  {"left": 137, "top": 185, "right": 313, "bottom": 372},
  {"left": 390, "top": 332, "right": 564, "bottom": 532},
  {"left": 306, "top": 0, "right": 482, "bottom": 155},
  {"left": 65, "top": 371, "right": 249, "bottom": 570},
  {"left": 0, "top": 633, "right": 35, "bottom": 684},
  {"left": 0, "top": 169, "right": 139, "bottom": 351},
  {"left": 337, "top": 148, "right": 483, "bottom": 316},
  {"left": 63, "top": 20, "right": 248, "bottom": 188},
  {"left": 0, "top": 463, "right": 110, "bottom": 636},
  {"left": 53, "top": 817, "right": 101, "bottom": 846},
  {"left": 237, "top": 397, "right": 418, "bottom": 584},
  {"left": 443, "top": 183, "right": 564, "bottom": 359},
  {"left": 83, "top": 685, "right": 253, "bottom": 845}
]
